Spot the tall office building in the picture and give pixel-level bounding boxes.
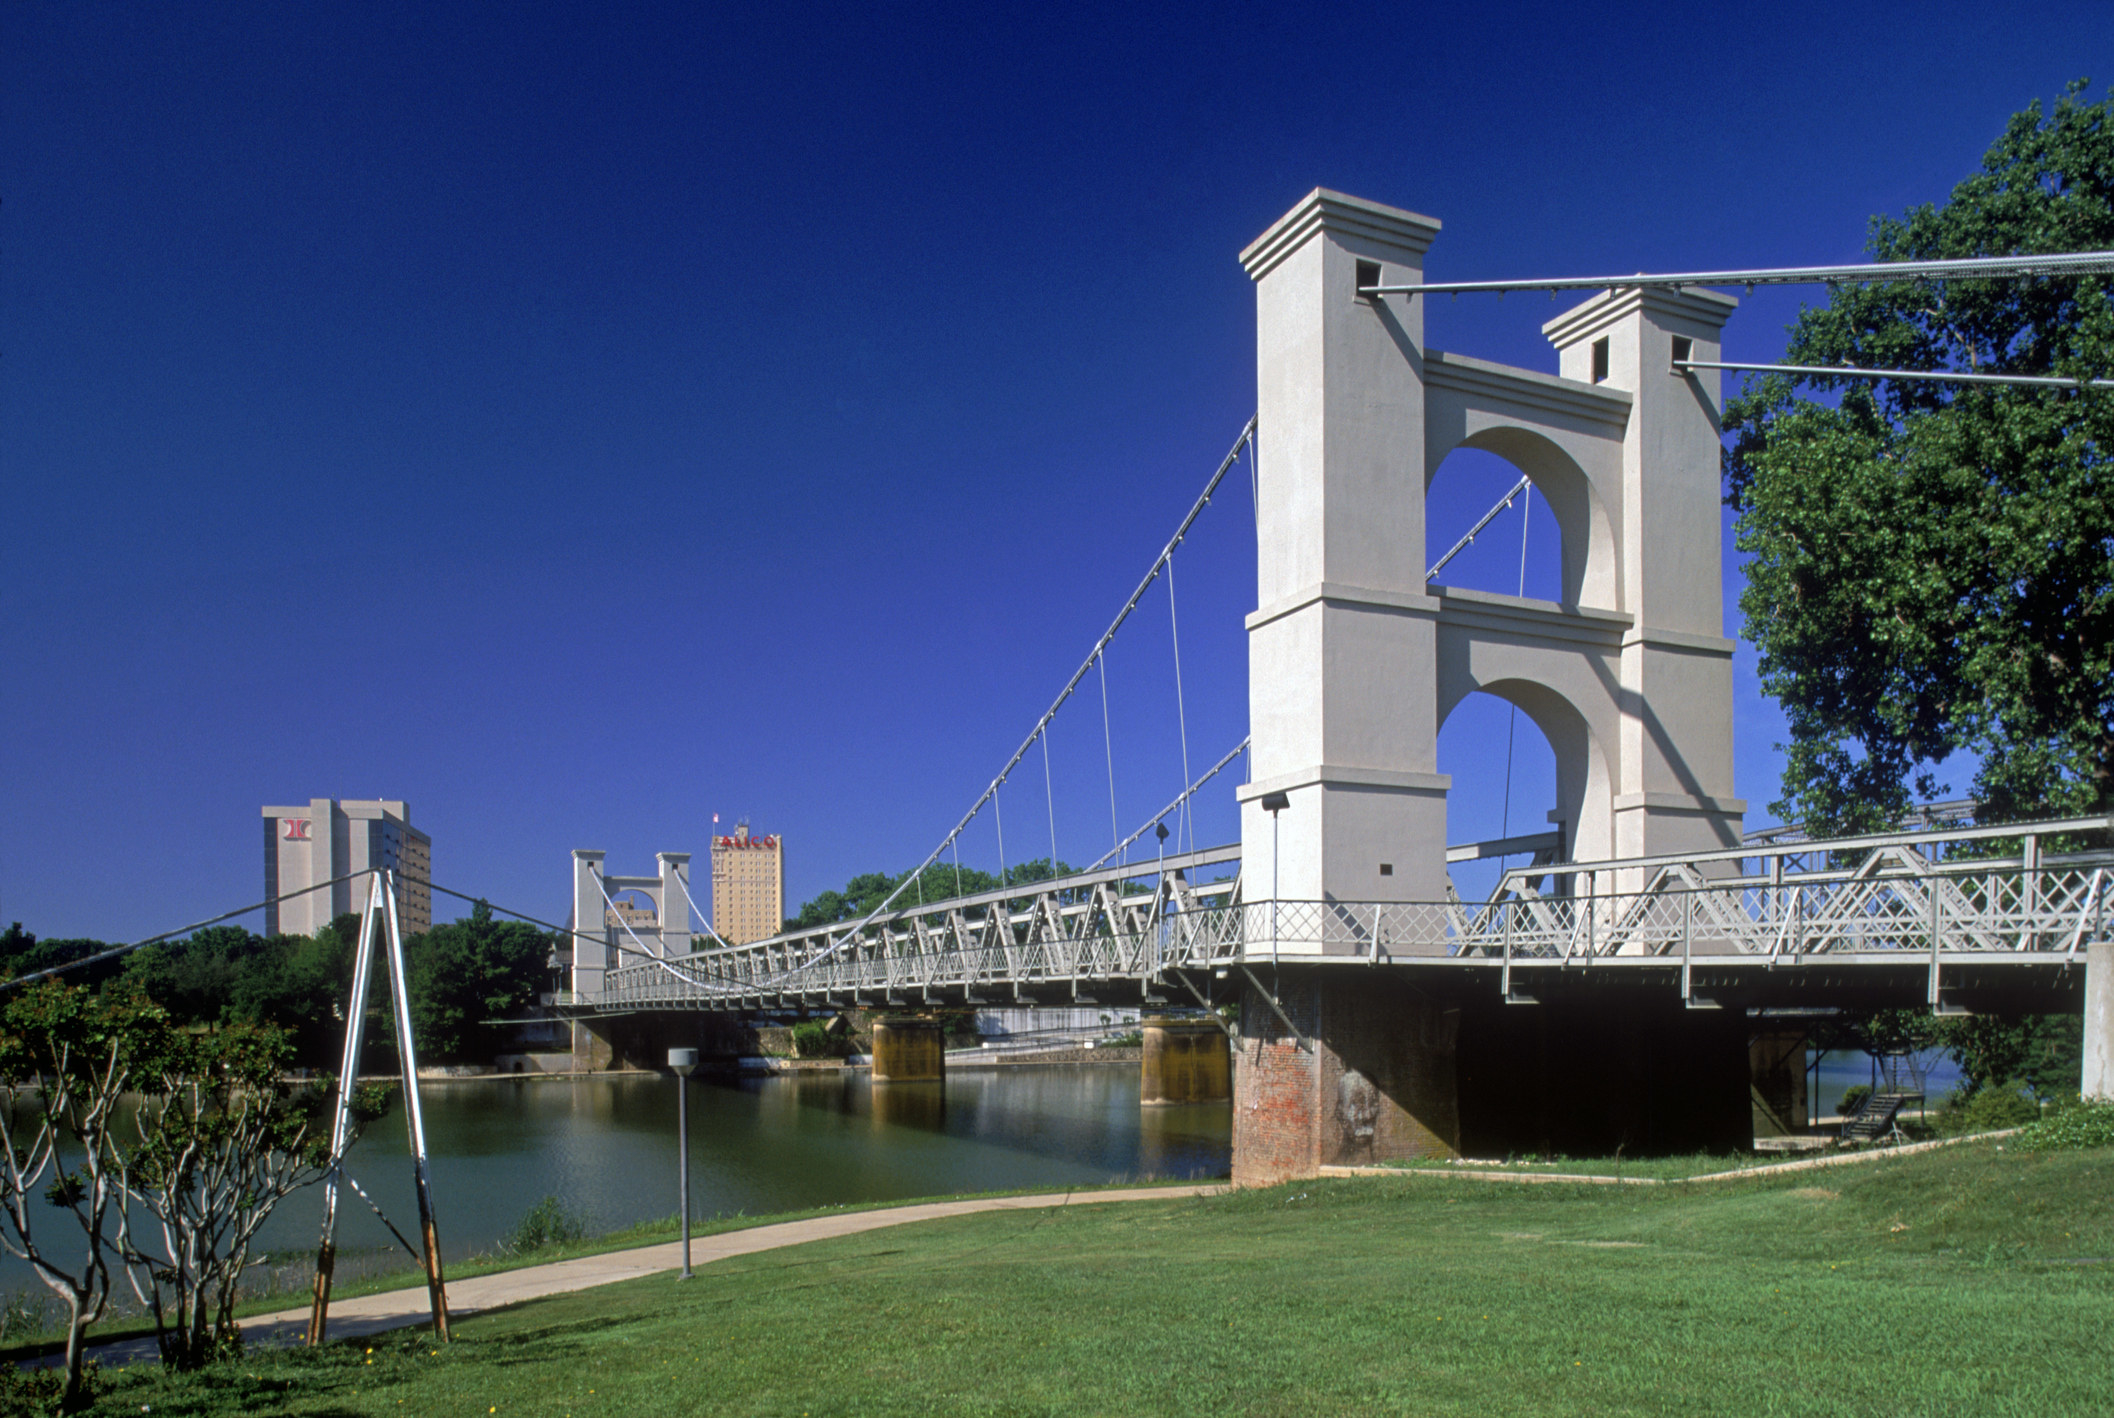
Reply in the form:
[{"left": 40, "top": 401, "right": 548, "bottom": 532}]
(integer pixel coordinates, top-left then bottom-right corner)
[
  {"left": 710, "top": 822, "right": 783, "bottom": 945},
  {"left": 262, "top": 799, "right": 432, "bottom": 937}
]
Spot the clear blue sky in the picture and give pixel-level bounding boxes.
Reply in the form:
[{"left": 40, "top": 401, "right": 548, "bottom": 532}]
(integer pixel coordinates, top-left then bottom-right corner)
[{"left": 5, "top": 2, "right": 2108, "bottom": 941}]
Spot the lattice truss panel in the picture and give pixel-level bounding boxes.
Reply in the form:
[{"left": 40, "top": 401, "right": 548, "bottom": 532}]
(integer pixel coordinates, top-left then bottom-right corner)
[{"left": 595, "top": 821, "right": 2110, "bottom": 1008}]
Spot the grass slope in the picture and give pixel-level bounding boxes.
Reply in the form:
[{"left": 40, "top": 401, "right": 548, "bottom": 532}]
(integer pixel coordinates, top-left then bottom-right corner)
[{"left": 89, "top": 1140, "right": 2114, "bottom": 1416}]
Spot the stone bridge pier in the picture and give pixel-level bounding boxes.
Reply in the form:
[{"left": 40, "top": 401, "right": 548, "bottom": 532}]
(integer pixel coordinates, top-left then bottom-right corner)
[{"left": 1231, "top": 970, "right": 1755, "bottom": 1184}]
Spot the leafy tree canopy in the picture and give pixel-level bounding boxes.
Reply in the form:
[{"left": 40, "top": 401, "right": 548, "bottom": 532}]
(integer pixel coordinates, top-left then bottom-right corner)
[
  {"left": 1725, "top": 81, "right": 2114, "bottom": 833},
  {"left": 405, "top": 901, "right": 560, "bottom": 1063},
  {"left": 783, "top": 858, "right": 1087, "bottom": 933}
]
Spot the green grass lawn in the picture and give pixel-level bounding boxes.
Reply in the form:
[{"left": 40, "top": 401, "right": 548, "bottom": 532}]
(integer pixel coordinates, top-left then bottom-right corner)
[{"left": 81, "top": 1139, "right": 2114, "bottom": 1416}]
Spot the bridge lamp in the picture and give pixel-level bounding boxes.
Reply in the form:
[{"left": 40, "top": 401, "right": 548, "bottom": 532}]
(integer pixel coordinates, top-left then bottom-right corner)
[
  {"left": 668, "top": 1048, "right": 698, "bottom": 1280},
  {"left": 1259, "top": 793, "right": 1291, "bottom": 966}
]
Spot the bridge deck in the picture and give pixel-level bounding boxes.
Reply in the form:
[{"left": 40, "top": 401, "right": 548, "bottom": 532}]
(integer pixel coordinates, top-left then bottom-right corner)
[{"left": 582, "top": 818, "right": 2111, "bottom": 1012}]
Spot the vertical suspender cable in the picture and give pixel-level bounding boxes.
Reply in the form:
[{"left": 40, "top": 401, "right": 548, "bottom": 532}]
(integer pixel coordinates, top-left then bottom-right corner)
[
  {"left": 1498, "top": 490, "right": 1532, "bottom": 862},
  {"left": 1098, "top": 650, "right": 1121, "bottom": 864},
  {"left": 1167, "top": 557, "right": 1195, "bottom": 856},
  {"left": 788, "top": 416, "right": 1253, "bottom": 971},
  {"left": 994, "top": 785, "right": 1008, "bottom": 889},
  {"left": 1041, "top": 726, "right": 1059, "bottom": 870},
  {"left": 1247, "top": 431, "right": 1260, "bottom": 529}
]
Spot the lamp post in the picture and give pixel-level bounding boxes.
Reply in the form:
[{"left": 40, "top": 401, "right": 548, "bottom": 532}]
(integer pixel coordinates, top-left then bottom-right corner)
[
  {"left": 667, "top": 1048, "right": 697, "bottom": 1279},
  {"left": 1259, "top": 792, "right": 1290, "bottom": 966}
]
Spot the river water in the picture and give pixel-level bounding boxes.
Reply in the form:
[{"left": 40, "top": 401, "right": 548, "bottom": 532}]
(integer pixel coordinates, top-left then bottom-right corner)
[
  {"left": 0, "top": 1050, "right": 1965, "bottom": 1307},
  {"left": 267, "top": 1065, "right": 1228, "bottom": 1286}
]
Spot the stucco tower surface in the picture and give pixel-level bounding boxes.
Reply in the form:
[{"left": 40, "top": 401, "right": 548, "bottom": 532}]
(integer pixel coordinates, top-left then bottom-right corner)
[
  {"left": 2085, "top": 938, "right": 2113, "bottom": 1101},
  {"left": 1237, "top": 192, "right": 1452, "bottom": 909},
  {"left": 1236, "top": 189, "right": 1744, "bottom": 931},
  {"left": 1140, "top": 1019, "right": 1232, "bottom": 1105},
  {"left": 871, "top": 1018, "right": 946, "bottom": 1083}
]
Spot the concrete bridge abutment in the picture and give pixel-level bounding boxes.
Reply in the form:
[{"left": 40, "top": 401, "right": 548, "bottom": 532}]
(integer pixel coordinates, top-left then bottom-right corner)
[
  {"left": 1232, "top": 971, "right": 1462, "bottom": 1186},
  {"left": 1231, "top": 970, "right": 1757, "bottom": 1184},
  {"left": 1140, "top": 1017, "right": 1232, "bottom": 1105},
  {"left": 871, "top": 1017, "right": 947, "bottom": 1083}
]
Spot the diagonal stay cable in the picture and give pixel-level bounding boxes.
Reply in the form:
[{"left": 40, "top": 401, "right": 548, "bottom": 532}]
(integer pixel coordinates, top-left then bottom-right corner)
[
  {"left": 790, "top": 416, "right": 1257, "bottom": 975},
  {"left": 324, "top": 1161, "right": 427, "bottom": 1263},
  {"left": 0, "top": 873, "right": 375, "bottom": 993},
  {"left": 1086, "top": 738, "right": 1249, "bottom": 872},
  {"left": 411, "top": 876, "right": 753, "bottom": 995}
]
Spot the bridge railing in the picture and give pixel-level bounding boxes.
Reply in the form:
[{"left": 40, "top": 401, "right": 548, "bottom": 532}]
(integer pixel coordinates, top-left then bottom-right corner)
[
  {"left": 587, "top": 818, "right": 2111, "bottom": 1007},
  {"left": 1224, "top": 850, "right": 2113, "bottom": 964}
]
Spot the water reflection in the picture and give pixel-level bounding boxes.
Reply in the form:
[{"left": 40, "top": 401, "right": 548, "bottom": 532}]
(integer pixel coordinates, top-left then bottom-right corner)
[
  {"left": 871, "top": 1081, "right": 946, "bottom": 1132},
  {"left": 0, "top": 1064, "right": 1227, "bottom": 1296}
]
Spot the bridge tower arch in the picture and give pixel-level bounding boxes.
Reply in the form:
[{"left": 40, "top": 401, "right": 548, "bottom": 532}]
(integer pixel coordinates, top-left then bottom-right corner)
[{"left": 1237, "top": 190, "right": 1745, "bottom": 920}]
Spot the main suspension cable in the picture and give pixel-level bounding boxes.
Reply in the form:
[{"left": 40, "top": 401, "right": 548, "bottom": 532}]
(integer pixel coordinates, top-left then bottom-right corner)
[
  {"left": 1098, "top": 649, "right": 1121, "bottom": 865},
  {"left": 792, "top": 416, "right": 1257, "bottom": 970},
  {"left": 1166, "top": 556, "right": 1196, "bottom": 857},
  {"left": 1361, "top": 249, "right": 2114, "bottom": 298}
]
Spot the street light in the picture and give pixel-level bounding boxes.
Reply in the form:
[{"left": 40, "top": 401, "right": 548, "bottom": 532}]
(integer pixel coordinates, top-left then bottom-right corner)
[
  {"left": 1259, "top": 792, "right": 1290, "bottom": 966},
  {"left": 667, "top": 1048, "right": 697, "bottom": 1280}
]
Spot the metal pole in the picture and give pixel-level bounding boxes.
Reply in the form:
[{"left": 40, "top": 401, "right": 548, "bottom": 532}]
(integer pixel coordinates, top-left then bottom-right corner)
[
  {"left": 308, "top": 874, "right": 383, "bottom": 1346},
  {"left": 380, "top": 871, "right": 450, "bottom": 1340},
  {"left": 669, "top": 1049, "right": 697, "bottom": 1280}
]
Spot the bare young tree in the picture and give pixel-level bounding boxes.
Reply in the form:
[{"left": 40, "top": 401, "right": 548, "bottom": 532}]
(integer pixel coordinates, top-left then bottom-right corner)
[
  {"left": 114, "top": 1023, "right": 391, "bottom": 1369},
  {"left": 0, "top": 984, "right": 161, "bottom": 1407}
]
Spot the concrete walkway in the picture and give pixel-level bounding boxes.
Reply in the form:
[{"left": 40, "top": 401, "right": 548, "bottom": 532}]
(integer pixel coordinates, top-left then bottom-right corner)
[
  {"left": 80, "top": 1184, "right": 1219, "bottom": 1367},
  {"left": 1319, "top": 1127, "right": 2022, "bottom": 1187}
]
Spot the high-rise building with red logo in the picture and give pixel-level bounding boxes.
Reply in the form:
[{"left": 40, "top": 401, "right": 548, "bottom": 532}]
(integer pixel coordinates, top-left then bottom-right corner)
[
  {"left": 261, "top": 799, "right": 433, "bottom": 937},
  {"left": 710, "top": 821, "right": 783, "bottom": 945}
]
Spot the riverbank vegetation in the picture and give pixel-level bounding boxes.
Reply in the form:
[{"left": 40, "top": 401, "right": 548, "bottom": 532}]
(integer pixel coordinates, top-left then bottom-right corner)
[
  {"left": 57, "top": 1135, "right": 2114, "bottom": 1415},
  {"left": 0, "top": 905, "right": 558, "bottom": 1070}
]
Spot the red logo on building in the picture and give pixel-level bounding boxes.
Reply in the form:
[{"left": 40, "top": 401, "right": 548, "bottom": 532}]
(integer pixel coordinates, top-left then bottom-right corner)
[{"left": 283, "top": 819, "right": 311, "bottom": 841}]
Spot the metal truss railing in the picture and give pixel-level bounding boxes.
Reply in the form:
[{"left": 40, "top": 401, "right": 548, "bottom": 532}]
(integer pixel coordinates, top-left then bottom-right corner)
[
  {"left": 589, "top": 817, "right": 2112, "bottom": 1009},
  {"left": 598, "top": 845, "right": 1243, "bottom": 1009}
]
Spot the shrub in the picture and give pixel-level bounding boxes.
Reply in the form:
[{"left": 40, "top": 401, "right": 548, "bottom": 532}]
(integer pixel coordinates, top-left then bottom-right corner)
[
  {"left": 2013, "top": 1098, "right": 2114, "bottom": 1152},
  {"left": 1836, "top": 1085, "right": 1872, "bottom": 1118},
  {"left": 789, "top": 1021, "right": 834, "bottom": 1058},
  {"left": 506, "top": 1196, "right": 588, "bottom": 1254},
  {"left": 0, "top": 1357, "right": 97, "bottom": 1415},
  {"left": 1935, "top": 1081, "right": 2042, "bottom": 1135}
]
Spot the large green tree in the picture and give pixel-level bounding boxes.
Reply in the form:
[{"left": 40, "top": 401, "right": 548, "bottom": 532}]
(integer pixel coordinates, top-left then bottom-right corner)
[
  {"left": 1725, "top": 82, "right": 2114, "bottom": 833},
  {"left": 406, "top": 902, "right": 559, "bottom": 1062},
  {"left": 783, "top": 857, "right": 1089, "bottom": 933}
]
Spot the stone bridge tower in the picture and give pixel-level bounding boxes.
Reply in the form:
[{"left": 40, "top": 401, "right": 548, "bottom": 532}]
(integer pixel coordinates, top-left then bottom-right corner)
[{"left": 1232, "top": 190, "right": 1750, "bottom": 1183}]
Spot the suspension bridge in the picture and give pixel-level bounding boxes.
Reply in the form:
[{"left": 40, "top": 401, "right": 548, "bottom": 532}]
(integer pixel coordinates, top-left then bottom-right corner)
[{"left": 548, "top": 189, "right": 2114, "bottom": 1185}]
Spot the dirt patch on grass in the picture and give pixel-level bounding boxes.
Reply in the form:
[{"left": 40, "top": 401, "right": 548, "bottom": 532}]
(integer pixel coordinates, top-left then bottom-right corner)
[{"left": 1790, "top": 1187, "right": 1840, "bottom": 1200}]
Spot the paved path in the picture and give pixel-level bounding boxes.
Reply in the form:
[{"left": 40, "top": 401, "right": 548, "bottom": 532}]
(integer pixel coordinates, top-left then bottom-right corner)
[
  {"left": 80, "top": 1185, "right": 1219, "bottom": 1366},
  {"left": 1320, "top": 1127, "right": 2020, "bottom": 1187}
]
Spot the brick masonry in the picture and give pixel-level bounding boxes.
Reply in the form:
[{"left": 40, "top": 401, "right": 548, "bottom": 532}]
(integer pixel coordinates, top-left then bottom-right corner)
[
  {"left": 1233, "top": 969, "right": 1758, "bottom": 1184},
  {"left": 1232, "top": 971, "right": 1461, "bottom": 1186}
]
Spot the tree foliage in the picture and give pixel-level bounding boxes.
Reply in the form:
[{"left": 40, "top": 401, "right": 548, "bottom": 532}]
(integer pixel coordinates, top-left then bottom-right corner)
[
  {"left": 0, "top": 985, "right": 167, "bottom": 1404},
  {"left": 405, "top": 900, "right": 559, "bottom": 1063},
  {"left": 782, "top": 858, "right": 1086, "bottom": 933},
  {"left": 1724, "top": 82, "right": 2114, "bottom": 832},
  {"left": 115, "top": 1024, "right": 392, "bottom": 1370}
]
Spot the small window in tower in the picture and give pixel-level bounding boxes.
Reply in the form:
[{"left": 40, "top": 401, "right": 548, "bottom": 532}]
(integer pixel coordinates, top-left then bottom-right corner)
[
  {"left": 1379, "top": 863, "right": 1394, "bottom": 876},
  {"left": 1592, "top": 337, "right": 1610, "bottom": 384},
  {"left": 1355, "top": 260, "right": 1381, "bottom": 299},
  {"left": 1670, "top": 335, "right": 1693, "bottom": 369}
]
